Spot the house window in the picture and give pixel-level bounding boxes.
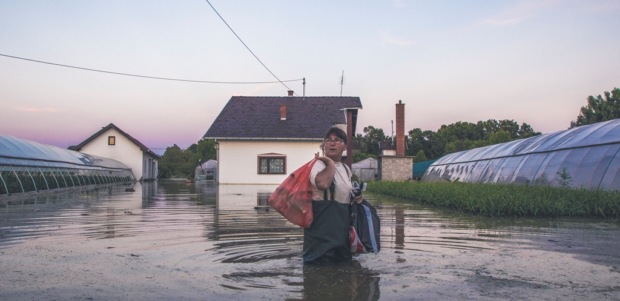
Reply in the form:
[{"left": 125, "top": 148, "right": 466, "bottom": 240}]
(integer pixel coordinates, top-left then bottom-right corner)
[
  {"left": 258, "top": 154, "right": 286, "bottom": 174},
  {"left": 108, "top": 136, "right": 116, "bottom": 145}
]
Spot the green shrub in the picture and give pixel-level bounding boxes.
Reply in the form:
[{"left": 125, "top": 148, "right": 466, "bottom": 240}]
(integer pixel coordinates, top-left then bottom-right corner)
[{"left": 367, "top": 181, "right": 620, "bottom": 218}]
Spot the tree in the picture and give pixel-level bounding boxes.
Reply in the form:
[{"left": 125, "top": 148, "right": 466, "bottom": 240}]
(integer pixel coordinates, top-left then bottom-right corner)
[
  {"left": 498, "top": 120, "right": 520, "bottom": 139},
  {"left": 352, "top": 151, "right": 374, "bottom": 163},
  {"left": 488, "top": 130, "right": 512, "bottom": 144},
  {"left": 406, "top": 128, "right": 424, "bottom": 157},
  {"left": 354, "top": 126, "right": 390, "bottom": 157},
  {"left": 189, "top": 139, "right": 217, "bottom": 169},
  {"left": 436, "top": 121, "right": 481, "bottom": 153},
  {"left": 158, "top": 139, "right": 217, "bottom": 179},
  {"left": 518, "top": 122, "right": 539, "bottom": 138},
  {"left": 407, "top": 119, "right": 540, "bottom": 159},
  {"left": 158, "top": 144, "right": 184, "bottom": 178},
  {"left": 413, "top": 150, "right": 428, "bottom": 163},
  {"left": 407, "top": 128, "right": 441, "bottom": 159},
  {"left": 476, "top": 119, "right": 500, "bottom": 140},
  {"left": 570, "top": 87, "right": 620, "bottom": 128},
  {"left": 476, "top": 119, "right": 539, "bottom": 140}
]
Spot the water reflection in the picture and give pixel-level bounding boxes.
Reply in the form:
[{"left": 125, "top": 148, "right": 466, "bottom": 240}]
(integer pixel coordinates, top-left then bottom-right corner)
[
  {"left": 303, "top": 261, "right": 380, "bottom": 301},
  {"left": 1, "top": 180, "right": 619, "bottom": 300}
]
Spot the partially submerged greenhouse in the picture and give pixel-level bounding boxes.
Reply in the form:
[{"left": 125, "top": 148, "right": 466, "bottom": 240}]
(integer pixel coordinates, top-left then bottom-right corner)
[
  {"left": 422, "top": 119, "right": 620, "bottom": 191},
  {"left": 194, "top": 159, "right": 217, "bottom": 181},
  {"left": 0, "top": 135, "right": 135, "bottom": 196}
]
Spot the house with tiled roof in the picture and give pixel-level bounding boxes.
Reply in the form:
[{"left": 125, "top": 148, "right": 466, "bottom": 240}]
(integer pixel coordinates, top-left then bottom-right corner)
[
  {"left": 71, "top": 123, "right": 159, "bottom": 182},
  {"left": 204, "top": 93, "right": 362, "bottom": 184}
]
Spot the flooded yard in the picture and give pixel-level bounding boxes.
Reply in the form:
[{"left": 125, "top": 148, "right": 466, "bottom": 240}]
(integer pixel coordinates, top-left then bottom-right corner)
[{"left": 1, "top": 180, "right": 619, "bottom": 300}]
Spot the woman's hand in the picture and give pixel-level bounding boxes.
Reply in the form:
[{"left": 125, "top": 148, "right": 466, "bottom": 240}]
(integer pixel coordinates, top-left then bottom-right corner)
[
  {"left": 313, "top": 152, "right": 336, "bottom": 190},
  {"left": 353, "top": 194, "right": 363, "bottom": 204},
  {"left": 314, "top": 152, "right": 334, "bottom": 165}
]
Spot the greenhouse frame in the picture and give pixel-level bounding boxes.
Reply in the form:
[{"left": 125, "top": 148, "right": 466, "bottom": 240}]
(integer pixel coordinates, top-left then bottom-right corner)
[
  {"left": 422, "top": 119, "right": 620, "bottom": 191},
  {"left": 0, "top": 135, "right": 135, "bottom": 196}
]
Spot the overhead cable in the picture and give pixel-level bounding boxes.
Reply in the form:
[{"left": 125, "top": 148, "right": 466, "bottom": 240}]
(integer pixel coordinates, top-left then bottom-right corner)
[
  {"left": 0, "top": 53, "right": 303, "bottom": 84},
  {"left": 204, "top": 0, "right": 295, "bottom": 93}
]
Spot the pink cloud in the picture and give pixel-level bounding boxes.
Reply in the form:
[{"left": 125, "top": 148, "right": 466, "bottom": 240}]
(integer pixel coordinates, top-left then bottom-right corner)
[{"left": 15, "top": 106, "right": 63, "bottom": 113}]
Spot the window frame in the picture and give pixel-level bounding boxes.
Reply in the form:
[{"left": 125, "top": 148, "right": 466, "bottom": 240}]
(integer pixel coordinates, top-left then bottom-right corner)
[
  {"left": 108, "top": 136, "right": 116, "bottom": 145},
  {"left": 257, "top": 154, "right": 286, "bottom": 175}
]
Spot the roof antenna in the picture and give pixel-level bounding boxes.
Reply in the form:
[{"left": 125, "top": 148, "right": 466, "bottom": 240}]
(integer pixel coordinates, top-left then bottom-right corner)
[
  {"left": 303, "top": 77, "right": 306, "bottom": 98},
  {"left": 340, "top": 70, "right": 344, "bottom": 96}
]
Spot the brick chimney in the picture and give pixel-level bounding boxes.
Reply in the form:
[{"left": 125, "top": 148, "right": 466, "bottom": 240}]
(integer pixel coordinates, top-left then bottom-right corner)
[
  {"left": 280, "top": 104, "right": 287, "bottom": 120},
  {"left": 287, "top": 90, "right": 294, "bottom": 96},
  {"left": 396, "top": 100, "right": 405, "bottom": 157}
]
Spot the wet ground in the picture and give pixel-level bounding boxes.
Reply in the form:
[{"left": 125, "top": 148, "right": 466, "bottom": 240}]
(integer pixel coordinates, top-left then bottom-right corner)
[{"left": 0, "top": 180, "right": 619, "bottom": 300}]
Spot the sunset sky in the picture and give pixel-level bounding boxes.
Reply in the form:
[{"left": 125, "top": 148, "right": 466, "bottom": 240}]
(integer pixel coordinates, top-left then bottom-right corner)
[{"left": 1, "top": 0, "right": 619, "bottom": 154}]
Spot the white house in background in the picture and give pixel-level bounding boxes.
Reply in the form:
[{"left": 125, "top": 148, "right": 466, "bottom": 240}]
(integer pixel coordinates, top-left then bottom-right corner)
[
  {"left": 71, "top": 123, "right": 159, "bottom": 182},
  {"left": 203, "top": 93, "right": 363, "bottom": 185}
]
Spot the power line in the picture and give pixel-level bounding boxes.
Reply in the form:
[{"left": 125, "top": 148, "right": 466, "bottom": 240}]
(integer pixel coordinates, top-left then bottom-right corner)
[
  {"left": 0, "top": 53, "right": 303, "bottom": 84},
  {"left": 204, "top": 0, "right": 296, "bottom": 93}
]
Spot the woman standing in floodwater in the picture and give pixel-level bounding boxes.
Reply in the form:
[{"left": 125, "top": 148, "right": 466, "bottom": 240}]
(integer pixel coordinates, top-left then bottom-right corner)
[{"left": 303, "top": 126, "right": 363, "bottom": 264}]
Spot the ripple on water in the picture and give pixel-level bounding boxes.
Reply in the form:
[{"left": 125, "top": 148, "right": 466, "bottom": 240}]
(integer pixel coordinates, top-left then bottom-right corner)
[{"left": 1, "top": 181, "right": 619, "bottom": 301}]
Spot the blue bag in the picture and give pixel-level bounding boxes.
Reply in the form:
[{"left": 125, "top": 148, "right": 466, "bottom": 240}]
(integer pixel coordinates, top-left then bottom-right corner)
[{"left": 350, "top": 200, "right": 380, "bottom": 254}]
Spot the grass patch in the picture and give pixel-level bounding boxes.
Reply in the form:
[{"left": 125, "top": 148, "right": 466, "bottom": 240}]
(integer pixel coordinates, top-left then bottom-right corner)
[{"left": 367, "top": 181, "right": 620, "bottom": 218}]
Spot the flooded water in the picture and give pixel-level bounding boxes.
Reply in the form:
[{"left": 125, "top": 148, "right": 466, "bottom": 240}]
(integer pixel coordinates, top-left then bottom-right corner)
[{"left": 1, "top": 180, "right": 619, "bottom": 300}]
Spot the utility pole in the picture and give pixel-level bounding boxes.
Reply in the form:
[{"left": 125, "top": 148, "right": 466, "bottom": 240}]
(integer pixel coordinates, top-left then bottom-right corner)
[{"left": 340, "top": 70, "right": 344, "bottom": 96}]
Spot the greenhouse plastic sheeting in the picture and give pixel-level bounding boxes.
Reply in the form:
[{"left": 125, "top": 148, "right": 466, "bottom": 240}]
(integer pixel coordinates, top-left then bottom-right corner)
[
  {"left": 422, "top": 119, "right": 620, "bottom": 191},
  {"left": 0, "top": 135, "right": 129, "bottom": 170},
  {"left": 0, "top": 135, "right": 134, "bottom": 196}
]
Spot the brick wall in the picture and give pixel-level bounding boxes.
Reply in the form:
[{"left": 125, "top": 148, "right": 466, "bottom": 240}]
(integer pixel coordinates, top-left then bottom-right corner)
[{"left": 379, "top": 156, "right": 413, "bottom": 181}]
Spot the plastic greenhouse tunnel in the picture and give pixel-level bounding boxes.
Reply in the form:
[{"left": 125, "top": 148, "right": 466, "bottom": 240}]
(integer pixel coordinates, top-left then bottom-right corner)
[
  {"left": 0, "top": 135, "right": 135, "bottom": 196},
  {"left": 422, "top": 119, "right": 620, "bottom": 191}
]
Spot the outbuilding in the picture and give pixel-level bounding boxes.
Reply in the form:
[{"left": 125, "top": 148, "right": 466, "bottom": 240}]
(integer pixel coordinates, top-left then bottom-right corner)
[{"left": 71, "top": 123, "right": 159, "bottom": 182}]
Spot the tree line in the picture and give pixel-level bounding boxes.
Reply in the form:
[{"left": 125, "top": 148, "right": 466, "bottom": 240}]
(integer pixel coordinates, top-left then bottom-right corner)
[
  {"left": 159, "top": 87, "right": 620, "bottom": 178},
  {"left": 352, "top": 119, "right": 540, "bottom": 163},
  {"left": 158, "top": 139, "right": 216, "bottom": 179}
]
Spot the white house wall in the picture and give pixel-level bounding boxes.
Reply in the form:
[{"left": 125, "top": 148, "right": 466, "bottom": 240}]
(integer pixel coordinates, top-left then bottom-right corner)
[
  {"left": 79, "top": 129, "right": 145, "bottom": 181},
  {"left": 218, "top": 140, "right": 322, "bottom": 184}
]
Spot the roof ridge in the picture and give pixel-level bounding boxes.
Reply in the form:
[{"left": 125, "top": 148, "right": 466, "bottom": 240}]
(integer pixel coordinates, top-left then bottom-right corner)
[{"left": 71, "top": 123, "right": 159, "bottom": 158}]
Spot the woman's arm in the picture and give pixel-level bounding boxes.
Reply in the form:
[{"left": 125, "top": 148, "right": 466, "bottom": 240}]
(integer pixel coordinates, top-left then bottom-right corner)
[{"left": 314, "top": 154, "right": 335, "bottom": 190}]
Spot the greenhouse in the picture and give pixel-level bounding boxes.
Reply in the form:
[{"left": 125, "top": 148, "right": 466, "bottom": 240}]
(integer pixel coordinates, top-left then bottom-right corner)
[
  {"left": 422, "top": 119, "right": 620, "bottom": 191},
  {"left": 194, "top": 159, "right": 217, "bottom": 181},
  {"left": 0, "top": 135, "right": 135, "bottom": 196}
]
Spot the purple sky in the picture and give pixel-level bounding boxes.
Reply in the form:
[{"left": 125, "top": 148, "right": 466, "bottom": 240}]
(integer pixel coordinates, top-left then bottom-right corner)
[{"left": 1, "top": 0, "right": 619, "bottom": 154}]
